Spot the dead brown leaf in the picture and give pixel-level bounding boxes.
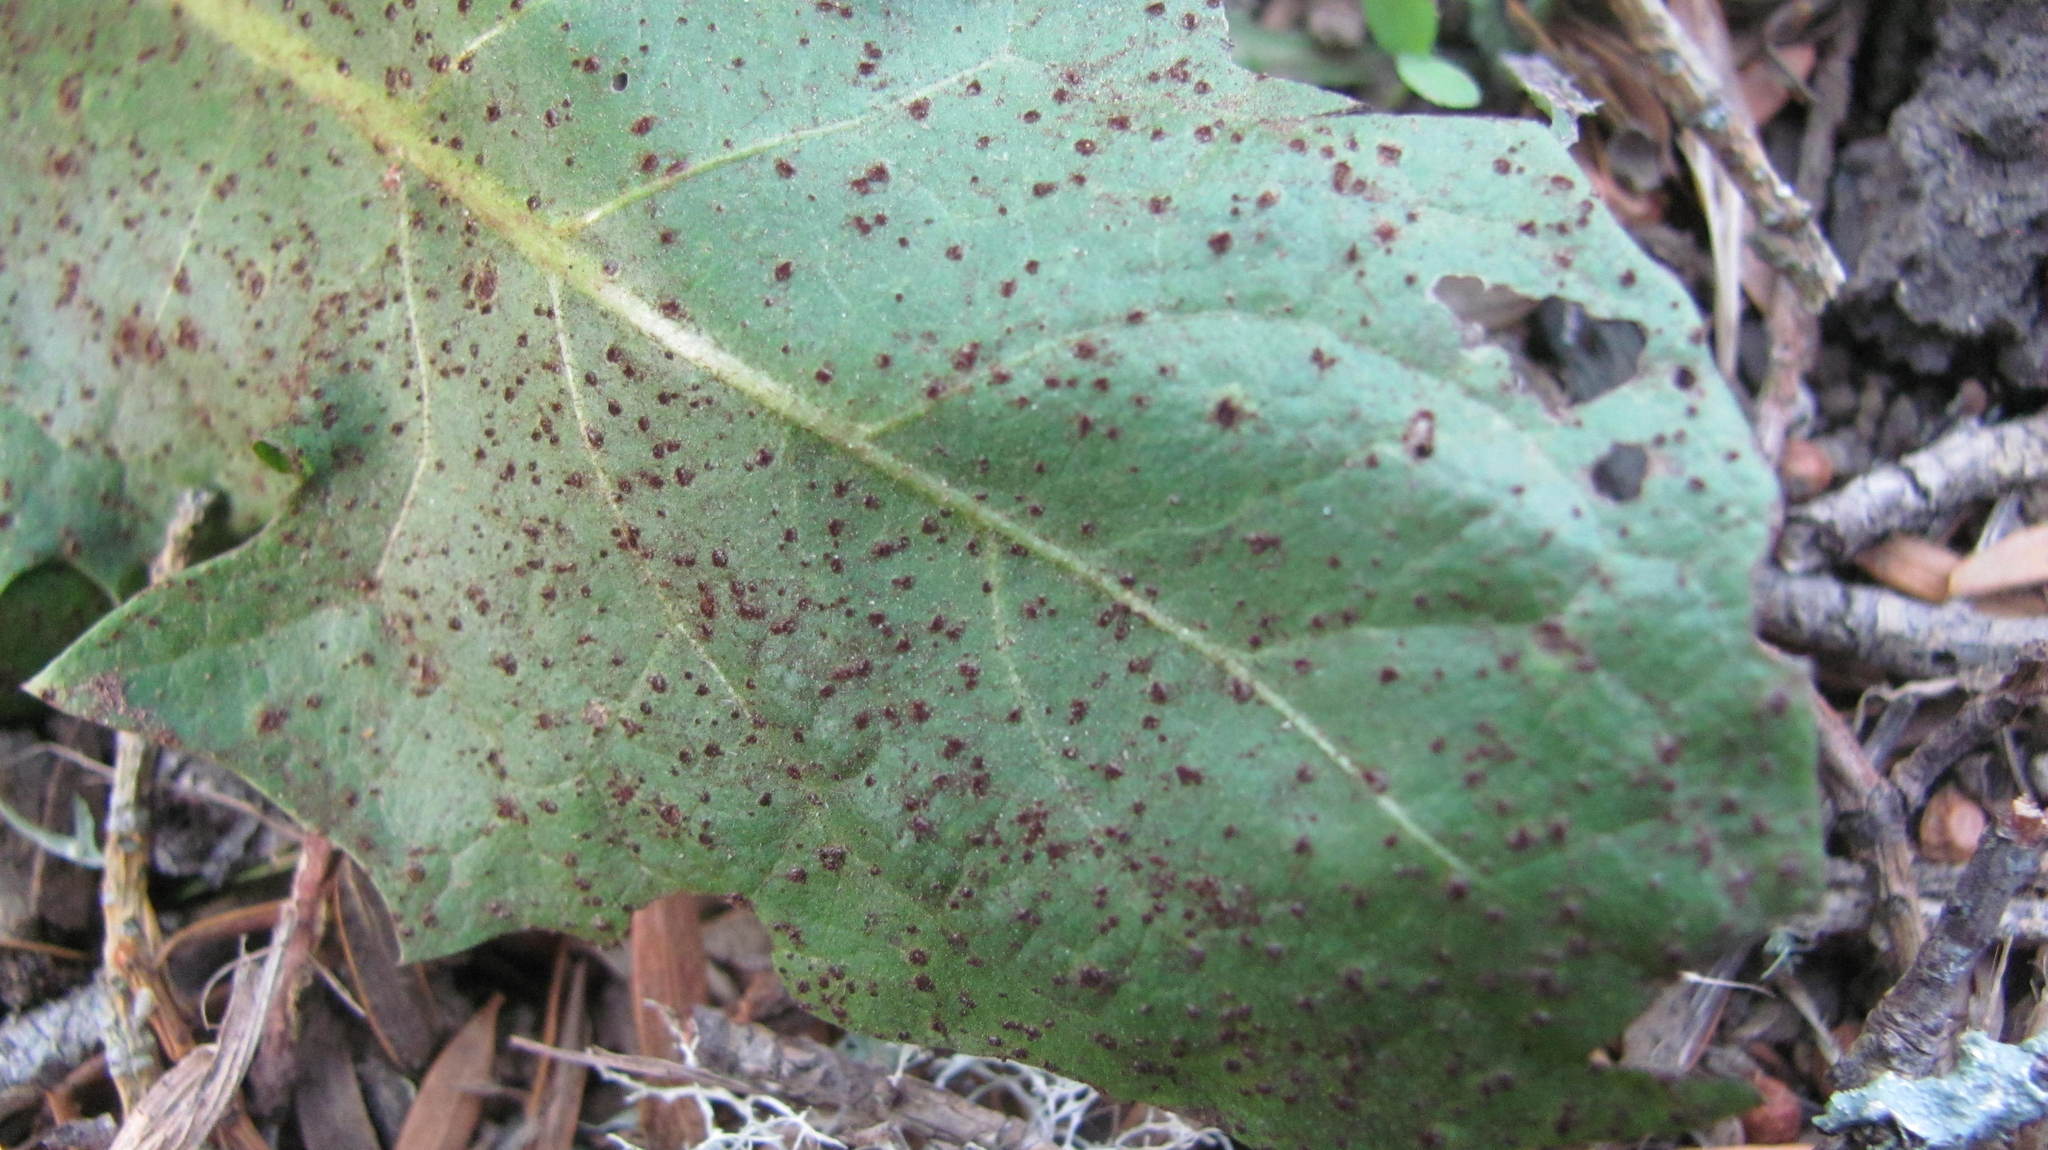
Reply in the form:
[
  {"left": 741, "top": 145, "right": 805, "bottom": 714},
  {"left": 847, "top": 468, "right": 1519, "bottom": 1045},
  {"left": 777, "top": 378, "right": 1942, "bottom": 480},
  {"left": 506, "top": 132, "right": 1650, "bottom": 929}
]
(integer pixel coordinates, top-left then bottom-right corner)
[{"left": 393, "top": 993, "right": 502, "bottom": 1150}]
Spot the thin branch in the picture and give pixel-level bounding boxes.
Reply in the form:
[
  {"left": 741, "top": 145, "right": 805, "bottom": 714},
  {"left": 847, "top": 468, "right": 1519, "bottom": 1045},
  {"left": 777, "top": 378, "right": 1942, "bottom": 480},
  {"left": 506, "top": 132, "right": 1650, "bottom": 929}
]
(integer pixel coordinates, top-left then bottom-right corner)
[
  {"left": 1832, "top": 808, "right": 2046, "bottom": 1092},
  {"left": 1606, "top": 0, "right": 1845, "bottom": 310},
  {"left": 516, "top": 1005, "right": 1066, "bottom": 1150},
  {"left": 109, "top": 902, "right": 295, "bottom": 1150},
  {"left": 1812, "top": 687, "right": 1924, "bottom": 970},
  {"left": 1778, "top": 414, "right": 2048, "bottom": 574},
  {"left": 1892, "top": 657, "right": 2048, "bottom": 808},
  {"left": 102, "top": 490, "right": 216, "bottom": 1109},
  {"left": 1753, "top": 0, "right": 1864, "bottom": 464},
  {"left": 1785, "top": 871, "right": 2048, "bottom": 945},
  {"left": 1756, "top": 568, "right": 2048, "bottom": 680}
]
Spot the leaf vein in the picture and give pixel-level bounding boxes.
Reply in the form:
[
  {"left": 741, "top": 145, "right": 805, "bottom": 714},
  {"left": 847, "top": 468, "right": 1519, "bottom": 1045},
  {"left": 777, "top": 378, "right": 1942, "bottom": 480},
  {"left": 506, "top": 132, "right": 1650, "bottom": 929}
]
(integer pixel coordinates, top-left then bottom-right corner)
[
  {"left": 546, "top": 275, "right": 751, "bottom": 714},
  {"left": 424, "top": 0, "right": 558, "bottom": 104},
  {"left": 565, "top": 53, "right": 1016, "bottom": 232},
  {"left": 171, "top": 0, "right": 1478, "bottom": 881},
  {"left": 371, "top": 191, "right": 435, "bottom": 587}
]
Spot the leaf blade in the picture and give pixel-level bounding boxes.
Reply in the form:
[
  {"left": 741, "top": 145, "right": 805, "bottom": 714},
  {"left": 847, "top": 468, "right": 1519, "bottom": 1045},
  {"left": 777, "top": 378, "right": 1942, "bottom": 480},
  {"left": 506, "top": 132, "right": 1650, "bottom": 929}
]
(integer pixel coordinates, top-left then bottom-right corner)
[
  {"left": 1395, "top": 51, "right": 1485, "bottom": 109},
  {"left": 1364, "top": 0, "right": 1440, "bottom": 56},
  {"left": 13, "top": 3, "right": 1818, "bottom": 1147}
]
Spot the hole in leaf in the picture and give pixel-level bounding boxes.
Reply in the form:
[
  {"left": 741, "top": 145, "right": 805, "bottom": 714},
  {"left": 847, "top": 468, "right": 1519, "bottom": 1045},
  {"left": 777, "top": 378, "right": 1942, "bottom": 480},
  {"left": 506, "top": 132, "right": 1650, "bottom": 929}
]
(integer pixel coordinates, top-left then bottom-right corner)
[
  {"left": 1589, "top": 443, "right": 1648, "bottom": 502},
  {"left": 1433, "top": 277, "right": 1647, "bottom": 416}
]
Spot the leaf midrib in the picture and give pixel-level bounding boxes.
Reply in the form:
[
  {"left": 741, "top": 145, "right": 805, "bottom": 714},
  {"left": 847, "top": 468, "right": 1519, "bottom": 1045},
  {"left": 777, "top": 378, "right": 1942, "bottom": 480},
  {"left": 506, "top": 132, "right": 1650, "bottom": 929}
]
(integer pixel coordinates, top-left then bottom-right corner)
[{"left": 169, "top": 0, "right": 1477, "bottom": 879}]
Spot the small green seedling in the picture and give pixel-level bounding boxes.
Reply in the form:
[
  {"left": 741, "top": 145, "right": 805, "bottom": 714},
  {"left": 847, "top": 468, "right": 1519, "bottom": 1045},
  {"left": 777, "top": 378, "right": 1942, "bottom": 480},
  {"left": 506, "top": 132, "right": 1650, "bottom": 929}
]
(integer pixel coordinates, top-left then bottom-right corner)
[
  {"left": 0, "top": 791, "right": 104, "bottom": 869},
  {"left": 1363, "top": 0, "right": 1483, "bottom": 108}
]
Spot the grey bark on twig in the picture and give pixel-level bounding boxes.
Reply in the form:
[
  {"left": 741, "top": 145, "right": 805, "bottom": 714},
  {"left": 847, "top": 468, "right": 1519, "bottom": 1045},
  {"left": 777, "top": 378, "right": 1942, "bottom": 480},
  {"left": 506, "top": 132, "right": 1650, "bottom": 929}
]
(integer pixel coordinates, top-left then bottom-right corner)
[
  {"left": 515, "top": 1010, "right": 1070, "bottom": 1150},
  {"left": 1777, "top": 415, "right": 2048, "bottom": 574},
  {"left": 1756, "top": 569, "right": 2048, "bottom": 680},
  {"left": 1833, "top": 824, "right": 2043, "bottom": 1093},
  {"left": 1607, "top": 0, "right": 1845, "bottom": 310},
  {"left": 0, "top": 980, "right": 106, "bottom": 1093},
  {"left": 1891, "top": 657, "right": 2048, "bottom": 807}
]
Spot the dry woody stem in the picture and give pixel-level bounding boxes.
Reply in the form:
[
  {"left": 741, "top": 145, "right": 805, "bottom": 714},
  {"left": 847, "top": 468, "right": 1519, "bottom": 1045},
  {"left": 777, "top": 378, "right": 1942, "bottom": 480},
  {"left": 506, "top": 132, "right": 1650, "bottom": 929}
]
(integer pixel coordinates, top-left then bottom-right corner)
[
  {"left": 1754, "top": 0, "right": 1866, "bottom": 461},
  {"left": 518, "top": 1005, "right": 1066, "bottom": 1150},
  {"left": 1891, "top": 657, "right": 2048, "bottom": 808},
  {"left": 108, "top": 895, "right": 297, "bottom": 1150},
  {"left": 1756, "top": 569, "right": 2048, "bottom": 680},
  {"left": 101, "top": 491, "right": 216, "bottom": 1110},
  {"left": 1812, "top": 688, "right": 1925, "bottom": 970},
  {"left": 1833, "top": 818, "right": 2044, "bottom": 1092},
  {"left": 1778, "top": 413, "right": 2048, "bottom": 574},
  {"left": 1606, "top": 0, "right": 1846, "bottom": 310}
]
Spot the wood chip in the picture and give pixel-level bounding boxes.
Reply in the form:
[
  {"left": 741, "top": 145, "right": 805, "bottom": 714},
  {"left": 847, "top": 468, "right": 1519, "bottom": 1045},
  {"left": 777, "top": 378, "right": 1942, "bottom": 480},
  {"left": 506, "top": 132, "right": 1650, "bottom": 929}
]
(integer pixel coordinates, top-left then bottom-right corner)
[
  {"left": 394, "top": 994, "right": 502, "bottom": 1150},
  {"left": 1738, "top": 1068, "right": 1805, "bottom": 1144},
  {"left": 631, "top": 892, "right": 708, "bottom": 1149},
  {"left": 1853, "top": 535, "right": 1960, "bottom": 603},
  {"left": 1952, "top": 522, "right": 2048, "bottom": 599},
  {"left": 1919, "top": 785, "right": 1989, "bottom": 866}
]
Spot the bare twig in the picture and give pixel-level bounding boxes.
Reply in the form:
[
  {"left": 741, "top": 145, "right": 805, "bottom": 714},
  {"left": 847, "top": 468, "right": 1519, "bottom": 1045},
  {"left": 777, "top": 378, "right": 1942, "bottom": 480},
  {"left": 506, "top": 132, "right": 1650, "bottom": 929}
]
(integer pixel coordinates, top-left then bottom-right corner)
[
  {"left": 0, "top": 935, "right": 90, "bottom": 962},
  {"left": 1744, "top": 0, "right": 1859, "bottom": 458},
  {"left": 691, "top": 1004, "right": 1058, "bottom": 1150},
  {"left": 1892, "top": 657, "right": 2048, "bottom": 808},
  {"left": 0, "top": 981, "right": 107, "bottom": 1095},
  {"left": 1777, "top": 414, "right": 2048, "bottom": 574},
  {"left": 516, "top": 1005, "right": 1066, "bottom": 1150},
  {"left": 1, "top": 742, "right": 298, "bottom": 839},
  {"left": 1832, "top": 807, "right": 2046, "bottom": 1093},
  {"left": 1790, "top": 0, "right": 1864, "bottom": 208},
  {"left": 101, "top": 490, "right": 215, "bottom": 1110},
  {"left": 1786, "top": 867, "right": 2048, "bottom": 944},
  {"left": 1755, "top": 568, "right": 2048, "bottom": 680},
  {"left": 100, "top": 737, "right": 168, "bottom": 1107},
  {"left": 1665, "top": 0, "right": 1744, "bottom": 386},
  {"left": 1606, "top": 0, "right": 1845, "bottom": 310},
  {"left": 525, "top": 942, "right": 593, "bottom": 1150},
  {"left": 1754, "top": 0, "right": 1865, "bottom": 463},
  {"left": 1813, "top": 688, "right": 1924, "bottom": 969},
  {"left": 246, "top": 834, "right": 334, "bottom": 1115},
  {"left": 109, "top": 896, "right": 295, "bottom": 1150}
]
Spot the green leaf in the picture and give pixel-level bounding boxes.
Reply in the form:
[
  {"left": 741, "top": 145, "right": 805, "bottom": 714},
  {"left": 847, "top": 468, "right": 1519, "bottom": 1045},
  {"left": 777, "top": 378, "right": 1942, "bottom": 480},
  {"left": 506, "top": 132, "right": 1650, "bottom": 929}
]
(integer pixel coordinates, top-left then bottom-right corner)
[
  {"left": 0, "top": 562, "right": 111, "bottom": 722},
  {"left": 10, "top": 2, "right": 1818, "bottom": 1147},
  {"left": 1229, "top": 24, "right": 1403, "bottom": 99},
  {"left": 0, "top": 783, "right": 104, "bottom": 870},
  {"left": 1396, "top": 52, "right": 1486, "bottom": 110},
  {"left": 0, "top": 214, "right": 294, "bottom": 598},
  {"left": 1363, "top": 0, "right": 1440, "bottom": 57},
  {"left": 250, "top": 440, "right": 297, "bottom": 477}
]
